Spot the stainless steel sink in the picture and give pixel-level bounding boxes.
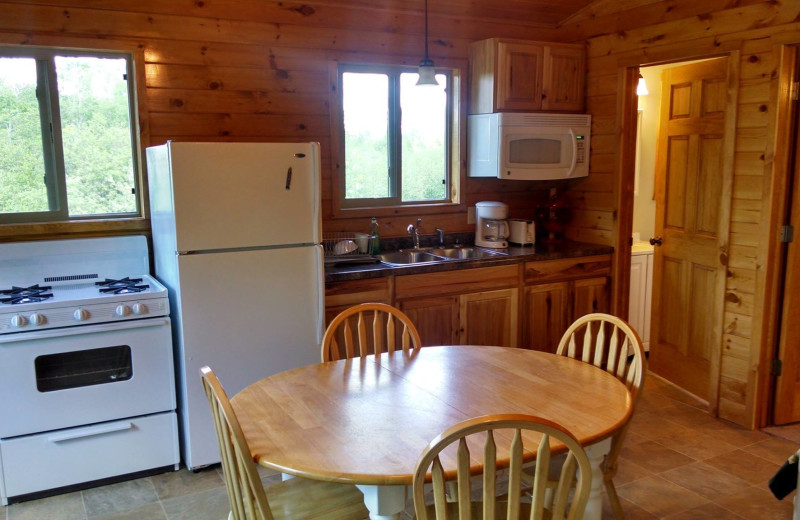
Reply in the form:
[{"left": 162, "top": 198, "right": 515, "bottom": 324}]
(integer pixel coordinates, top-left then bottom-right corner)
[
  {"left": 428, "top": 247, "right": 508, "bottom": 260},
  {"left": 378, "top": 247, "right": 507, "bottom": 266},
  {"left": 378, "top": 250, "right": 443, "bottom": 266}
]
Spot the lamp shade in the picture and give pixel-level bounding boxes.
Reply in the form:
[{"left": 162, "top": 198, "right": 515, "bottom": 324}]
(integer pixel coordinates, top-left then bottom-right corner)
[
  {"left": 636, "top": 74, "right": 649, "bottom": 96},
  {"left": 416, "top": 58, "right": 438, "bottom": 86}
]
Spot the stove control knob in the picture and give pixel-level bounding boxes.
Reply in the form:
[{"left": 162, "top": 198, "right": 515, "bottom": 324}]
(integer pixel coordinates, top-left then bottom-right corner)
[
  {"left": 132, "top": 303, "right": 148, "bottom": 315},
  {"left": 10, "top": 314, "right": 28, "bottom": 328},
  {"left": 116, "top": 305, "right": 132, "bottom": 317},
  {"left": 29, "top": 313, "right": 46, "bottom": 326},
  {"left": 73, "top": 309, "right": 90, "bottom": 321}
]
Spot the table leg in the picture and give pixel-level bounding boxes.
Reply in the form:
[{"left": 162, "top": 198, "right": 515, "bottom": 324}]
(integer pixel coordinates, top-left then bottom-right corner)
[
  {"left": 355, "top": 484, "right": 408, "bottom": 520},
  {"left": 583, "top": 437, "right": 612, "bottom": 520}
]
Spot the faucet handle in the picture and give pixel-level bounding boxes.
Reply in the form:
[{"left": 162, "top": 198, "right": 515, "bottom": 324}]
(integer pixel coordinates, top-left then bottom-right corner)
[{"left": 416, "top": 218, "right": 423, "bottom": 229}]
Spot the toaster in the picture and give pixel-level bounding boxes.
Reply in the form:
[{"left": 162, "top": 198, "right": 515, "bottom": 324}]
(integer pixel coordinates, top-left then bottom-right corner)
[{"left": 508, "top": 219, "right": 535, "bottom": 246}]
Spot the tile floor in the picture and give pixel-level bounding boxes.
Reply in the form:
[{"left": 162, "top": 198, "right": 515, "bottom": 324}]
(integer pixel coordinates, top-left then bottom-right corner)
[{"left": 2, "top": 374, "right": 798, "bottom": 520}]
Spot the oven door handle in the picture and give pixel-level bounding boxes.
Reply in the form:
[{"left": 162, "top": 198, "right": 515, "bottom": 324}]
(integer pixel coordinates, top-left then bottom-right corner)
[
  {"left": 48, "top": 420, "right": 133, "bottom": 443},
  {"left": 0, "top": 318, "right": 170, "bottom": 344}
]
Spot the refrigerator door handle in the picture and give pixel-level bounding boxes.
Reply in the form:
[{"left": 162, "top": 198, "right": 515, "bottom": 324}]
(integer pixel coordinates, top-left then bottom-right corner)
[
  {"left": 315, "top": 244, "right": 325, "bottom": 346},
  {"left": 285, "top": 167, "right": 293, "bottom": 190}
]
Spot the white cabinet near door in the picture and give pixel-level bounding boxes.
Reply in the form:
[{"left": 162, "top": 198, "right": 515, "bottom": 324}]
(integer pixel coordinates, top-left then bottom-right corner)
[{"left": 629, "top": 243, "right": 653, "bottom": 351}]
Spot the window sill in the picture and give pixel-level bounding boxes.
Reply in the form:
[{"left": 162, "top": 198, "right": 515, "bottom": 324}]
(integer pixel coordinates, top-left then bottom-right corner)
[
  {"left": 331, "top": 201, "right": 465, "bottom": 220},
  {"left": 0, "top": 218, "right": 150, "bottom": 241}
]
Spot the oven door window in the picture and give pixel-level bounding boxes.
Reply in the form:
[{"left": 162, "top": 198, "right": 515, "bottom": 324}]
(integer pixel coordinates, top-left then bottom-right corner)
[
  {"left": 35, "top": 345, "right": 132, "bottom": 392},
  {"left": 508, "top": 137, "right": 563, "bottom": 165}
]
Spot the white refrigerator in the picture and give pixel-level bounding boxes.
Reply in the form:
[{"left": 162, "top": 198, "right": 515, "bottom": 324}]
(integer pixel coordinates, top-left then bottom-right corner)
[{"left": 146, "top": 141, "right": 325, "bottom": 469}]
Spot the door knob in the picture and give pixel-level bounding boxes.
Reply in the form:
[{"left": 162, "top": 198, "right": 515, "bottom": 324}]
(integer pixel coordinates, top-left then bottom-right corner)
[{"left": 649, "top": 236, "right": 663, "bottom": 246}]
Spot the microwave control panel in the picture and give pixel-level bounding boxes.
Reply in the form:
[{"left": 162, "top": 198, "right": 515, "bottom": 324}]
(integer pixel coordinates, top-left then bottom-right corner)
[{"left": 576, "top": 135, "right": 586, "bottom": 163}]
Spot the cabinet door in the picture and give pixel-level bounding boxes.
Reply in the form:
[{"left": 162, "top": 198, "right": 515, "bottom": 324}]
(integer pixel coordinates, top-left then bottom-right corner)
[
  {"left": 572, "top": 277, "right": 610, "bottom": 321},
  {"left": 628, "top": 255, "right": 647, "bottom": 339},
  {"left": 459, "top": 288, "right": 519, "bottom": 348},
  {"left": 399, "top": 296, "right": 459, "bottom": 347},
  {"left": 522, "top": 282, "right": 569, "bottom": 353},
  {"left": 496, "top": 42, "right": 544, "bottom": 111},
  {"left": 542, "top": 45, "right": 585, "bottom": 112}
]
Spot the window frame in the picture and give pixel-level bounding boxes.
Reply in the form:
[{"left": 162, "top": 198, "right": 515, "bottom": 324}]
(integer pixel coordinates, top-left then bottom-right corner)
[
  {"left": 0, "top": 46, "right": 142, "bottom": 225},
  {"left": 331, "top": 61, "right": 463, "bottom": 216}
]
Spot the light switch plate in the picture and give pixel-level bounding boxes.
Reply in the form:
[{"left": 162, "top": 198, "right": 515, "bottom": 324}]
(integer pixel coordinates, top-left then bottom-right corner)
[{"left": 467, "top": 207, "right": 476, "bottom": 225}]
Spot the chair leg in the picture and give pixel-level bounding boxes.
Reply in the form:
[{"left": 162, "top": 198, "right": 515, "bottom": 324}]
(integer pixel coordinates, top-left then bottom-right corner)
[{"left": 604, "top": 477, "right": 625, "bottom": 519}]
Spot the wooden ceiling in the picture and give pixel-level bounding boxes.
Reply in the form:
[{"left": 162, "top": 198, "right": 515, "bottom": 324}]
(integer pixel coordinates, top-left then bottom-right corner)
[{"left": 315, "top": 0, "right": 628, "bottom": 28}]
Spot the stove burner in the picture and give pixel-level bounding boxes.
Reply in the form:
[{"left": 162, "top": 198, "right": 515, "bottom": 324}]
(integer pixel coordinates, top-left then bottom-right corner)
[
  {"left": 0, "top": 284, "right": 54, "bottom": 305},
  {"left": 95, "top": 277, "right": 150, "bottom": 295}
]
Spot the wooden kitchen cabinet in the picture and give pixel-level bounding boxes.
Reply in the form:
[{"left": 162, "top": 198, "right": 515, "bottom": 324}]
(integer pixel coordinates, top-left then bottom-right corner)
[
  {"left": 399, "top": 295, "right": 460, "bottom": 346},
  {"left": 521, "top": 255, "right": 611, "bottom": 352},
  {"left": 396, "top": 265, "right": 519, "bottom": 348},
  {"left": 324, "top": 277, "right": 392, "bottom": 325},
  {"left": 521, "top": 282, "right": 569, "bottom": 353},
  {"left": 469, "top": 38, "right": 585, "bottom": 114}
]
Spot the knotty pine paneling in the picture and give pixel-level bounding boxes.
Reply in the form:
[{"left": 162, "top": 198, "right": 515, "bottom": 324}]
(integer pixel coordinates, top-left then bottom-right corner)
[
  {"left": 570, "top": 0, "right": 800, "bottom": 428},
  {"left": 0, "top": 0, "right": 569, "bottom": 240}
]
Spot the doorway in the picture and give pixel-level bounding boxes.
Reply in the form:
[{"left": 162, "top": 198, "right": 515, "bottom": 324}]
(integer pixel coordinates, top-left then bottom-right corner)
[{"left": 628, "top": 56, "right": 735, "bottom": 409}]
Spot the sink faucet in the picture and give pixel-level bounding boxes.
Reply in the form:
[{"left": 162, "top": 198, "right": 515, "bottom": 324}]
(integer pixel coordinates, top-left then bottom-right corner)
[
  {"left": 435, "top": 227, "right": 445, "bottom": 247},
  {"left": 407, "top": 218, "right": 422, "bottom": 249}
]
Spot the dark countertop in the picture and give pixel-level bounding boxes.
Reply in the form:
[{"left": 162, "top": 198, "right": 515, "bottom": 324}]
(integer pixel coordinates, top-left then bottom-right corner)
[{"left": 325, "top": 239, "right": 614, "bottom": 283}]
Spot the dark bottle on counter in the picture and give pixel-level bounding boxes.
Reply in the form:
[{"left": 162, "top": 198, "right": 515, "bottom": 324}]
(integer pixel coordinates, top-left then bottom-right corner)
[{"left": 369, "top": 217, "right": 381, "bottom": 255}]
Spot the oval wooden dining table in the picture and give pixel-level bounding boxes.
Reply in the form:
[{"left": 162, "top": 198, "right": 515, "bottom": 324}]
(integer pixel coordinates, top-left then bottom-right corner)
[{"left": 231, "top": 345, "right": 632, "bottom": 520}]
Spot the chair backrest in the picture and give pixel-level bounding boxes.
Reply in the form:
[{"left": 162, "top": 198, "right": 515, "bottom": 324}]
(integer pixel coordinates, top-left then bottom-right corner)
[
  {"left": 200, "top": 366, "right": 274, "bottom": 520},
  {"left": 321, "top": 303, "right": 422, "bottom": 362},
  {"left": 412, "top": 414, "right": 592, "bottom": 520},
  {"left": 556, "top": 313, "right": 646, "bottom": 405}
]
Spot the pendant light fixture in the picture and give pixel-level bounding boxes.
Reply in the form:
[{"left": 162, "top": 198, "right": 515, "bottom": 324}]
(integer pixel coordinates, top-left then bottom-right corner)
[
  {"left": 636, "top": 73, "right": 649, "bottom": 96},
  {"left": 416, "top": 0, "right": 439, "bottom": 86}
]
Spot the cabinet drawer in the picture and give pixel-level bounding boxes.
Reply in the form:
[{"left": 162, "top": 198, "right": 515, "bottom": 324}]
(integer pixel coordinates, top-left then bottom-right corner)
[
  {"left": 0, "top": 412, "right": 179, "bottom": 500},
  {"left": 524, "top": 255, "right": 611, "bottom": 283},
  {"left": 396, "top": 265, "right": 519, "bottom": 300},
  {"left": 325, "top": 277, "right": 391, "bottom": 308}
]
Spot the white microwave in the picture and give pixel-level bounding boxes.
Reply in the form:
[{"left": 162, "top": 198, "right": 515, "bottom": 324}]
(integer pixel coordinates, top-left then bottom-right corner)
[{"left": 468, "top": 112, "right": 591, "bottom": 180}]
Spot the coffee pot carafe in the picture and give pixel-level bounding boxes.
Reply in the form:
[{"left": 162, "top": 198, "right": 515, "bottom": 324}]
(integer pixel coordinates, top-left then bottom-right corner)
[{"left": 475, "top": 201, "right": 509, "bottom": 248}]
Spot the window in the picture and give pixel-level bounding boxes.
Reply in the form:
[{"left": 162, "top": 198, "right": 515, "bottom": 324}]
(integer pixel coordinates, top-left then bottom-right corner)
[
  {"left": 337, "top": 64, "right": 453, "bottom": 209},
  {"left": 0, "top": 48, "right": 140, "bottom": 224}
]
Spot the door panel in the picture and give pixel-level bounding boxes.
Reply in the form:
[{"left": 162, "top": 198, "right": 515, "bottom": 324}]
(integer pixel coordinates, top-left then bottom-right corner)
[
  {"left": 665, "top": 136, "right": 689, "bottom": 229},
  {"left": 522, "top": 282, "right": 568, "bottom": 353},
  {"left": 460, "top": 289, "right": 518, "bottom": 348},
  {"left": 399, "top": 296, "right": 459, "bottom": 347},
  {"left": 650, "top": 57, "right": 731, "bottom": 403}
]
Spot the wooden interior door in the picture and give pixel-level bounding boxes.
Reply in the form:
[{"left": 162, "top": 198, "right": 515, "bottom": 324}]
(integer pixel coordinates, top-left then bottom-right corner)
[
  {"left": 773, "top": 82, "right": 800, "bottom": 424},
  {"left": 649, "top": 57, "right": 733, "bottom": 403}
]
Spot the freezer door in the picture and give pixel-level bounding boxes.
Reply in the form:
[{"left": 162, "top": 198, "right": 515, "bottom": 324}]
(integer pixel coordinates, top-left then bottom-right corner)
[
  {"left": 173, "top": 245, "right": 324, "bottom": 469},
  {"left": 165, "top": 142, "right": 321, "bottom": 251}
]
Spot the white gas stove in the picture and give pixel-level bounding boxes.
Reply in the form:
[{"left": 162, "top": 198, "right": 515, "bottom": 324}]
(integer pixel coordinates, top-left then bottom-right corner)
[
  {"left": 0, "top": 236, "right": 179, "bottom": 505},
  {"left": 0, "top": 237, "right": 169, "bottom": 335}
]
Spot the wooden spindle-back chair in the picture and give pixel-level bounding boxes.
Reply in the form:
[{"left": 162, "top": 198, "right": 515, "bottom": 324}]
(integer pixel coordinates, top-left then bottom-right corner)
[
  {"left": 200, "top": 366, "right": 369, "bottom": 520},
  {"left": 413, "top": 414, "right": 591, "bottom": 520},
  {"left": 321, "top": 303, "right": 422, "bottom": 362},
  {"left": 555, "top": 313, "right": 646, "bottom": 519}
]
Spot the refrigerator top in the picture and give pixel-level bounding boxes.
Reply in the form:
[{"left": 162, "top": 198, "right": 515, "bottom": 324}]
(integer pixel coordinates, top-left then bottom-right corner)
[{"left": 147, "top": 142, "right": 321, "bottom": 253}]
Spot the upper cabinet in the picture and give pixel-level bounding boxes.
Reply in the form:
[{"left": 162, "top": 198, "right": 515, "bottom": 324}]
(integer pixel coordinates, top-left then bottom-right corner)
[{"left": 469, "top": 38, "right": 586, "bottom": 114}]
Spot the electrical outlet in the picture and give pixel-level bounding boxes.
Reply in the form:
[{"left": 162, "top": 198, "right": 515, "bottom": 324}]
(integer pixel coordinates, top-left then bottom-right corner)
[{"left": 467, "top": 206, "right": 476, "bottom": 225}]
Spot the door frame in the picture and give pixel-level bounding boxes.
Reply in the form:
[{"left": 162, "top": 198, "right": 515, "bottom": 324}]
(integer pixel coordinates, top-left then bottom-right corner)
[
  {"left": 757, "top": 43, "right": 800, "bottom": 427},
  {"left": 614, "top": 51, "right": 739, "bottom": 416}
]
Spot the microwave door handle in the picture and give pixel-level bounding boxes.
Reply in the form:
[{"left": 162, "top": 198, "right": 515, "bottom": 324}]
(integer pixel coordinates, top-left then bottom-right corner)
[{"left": 567, "top": 129, "right": 578, "bottom": 177}]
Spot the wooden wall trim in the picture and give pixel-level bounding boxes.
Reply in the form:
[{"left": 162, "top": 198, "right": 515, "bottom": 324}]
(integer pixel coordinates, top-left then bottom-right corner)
[{"left": 610, "top": 66, "right": 639, "bottom": 320}]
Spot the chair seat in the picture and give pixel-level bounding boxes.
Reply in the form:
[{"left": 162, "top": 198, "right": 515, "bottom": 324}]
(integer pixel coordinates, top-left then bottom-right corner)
[{"left": 266, "top": 478, "right": 369, "bottom": 520}]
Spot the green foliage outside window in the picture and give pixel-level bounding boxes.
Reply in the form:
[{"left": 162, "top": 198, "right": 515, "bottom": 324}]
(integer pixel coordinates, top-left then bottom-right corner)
[{"left": 0, "top": 52, "right": 138, "bottom": 221}]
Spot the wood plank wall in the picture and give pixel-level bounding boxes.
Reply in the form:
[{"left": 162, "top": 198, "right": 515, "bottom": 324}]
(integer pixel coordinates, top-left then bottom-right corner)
[
  {"left": 558, "top": 0, "right": 800, "bottom": 427},
  {"left": 0, "top": 0, "right": 572, "bottom": 241}
]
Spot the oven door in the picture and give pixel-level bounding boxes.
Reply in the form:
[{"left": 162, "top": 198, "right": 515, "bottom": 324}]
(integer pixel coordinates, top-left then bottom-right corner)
[{"left": 0, "top": 318, "right": 175, "bottom": 438}]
